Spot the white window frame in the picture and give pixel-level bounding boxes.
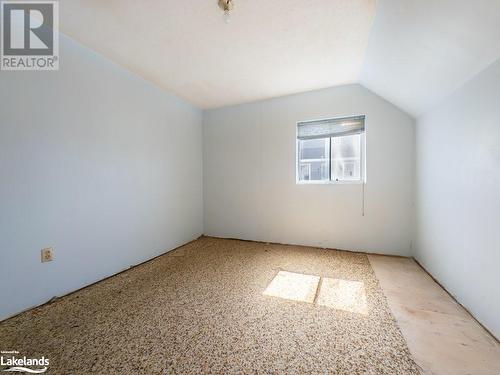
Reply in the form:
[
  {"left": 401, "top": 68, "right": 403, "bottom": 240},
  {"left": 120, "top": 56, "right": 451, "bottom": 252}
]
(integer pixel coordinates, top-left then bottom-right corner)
[{"left": 295, "top": 120, "right": 366, "bottom": 185}]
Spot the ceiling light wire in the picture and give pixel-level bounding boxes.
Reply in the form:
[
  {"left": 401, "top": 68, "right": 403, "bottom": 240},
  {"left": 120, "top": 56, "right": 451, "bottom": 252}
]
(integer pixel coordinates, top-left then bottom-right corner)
[{"left": 218, "top": 0, "right": 234, "bottom": 23}]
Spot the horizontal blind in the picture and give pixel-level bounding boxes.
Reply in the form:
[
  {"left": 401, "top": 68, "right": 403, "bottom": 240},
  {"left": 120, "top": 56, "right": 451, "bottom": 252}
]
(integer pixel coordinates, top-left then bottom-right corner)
[{"left": 297, "top": 115, "right": 365, "bottom": 140}]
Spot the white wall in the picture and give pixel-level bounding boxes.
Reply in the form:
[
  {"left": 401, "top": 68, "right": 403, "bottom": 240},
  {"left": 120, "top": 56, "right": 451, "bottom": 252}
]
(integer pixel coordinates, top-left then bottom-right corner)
[
  {"left": 203, "top": 84, "right": 415, "bottom": 256},
  {"left": 0, "top": 34, "right": 203, "bottom": 320},
  {"left": 415, "top": 58, "right": 500, "bottom": 338}
]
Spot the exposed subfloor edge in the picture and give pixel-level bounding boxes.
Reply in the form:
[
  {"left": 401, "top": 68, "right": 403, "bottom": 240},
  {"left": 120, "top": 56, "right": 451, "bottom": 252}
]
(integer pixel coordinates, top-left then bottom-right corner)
[{"left": 412, "top": 258, "right": 499, "bottom": 343}]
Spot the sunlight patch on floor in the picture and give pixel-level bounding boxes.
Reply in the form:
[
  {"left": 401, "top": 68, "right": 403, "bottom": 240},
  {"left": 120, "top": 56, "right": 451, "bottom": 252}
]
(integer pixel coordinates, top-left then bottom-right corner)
[
  {"left": 263, "top": 271, "right": 368, "bottom": 315},
  {"left": 317, "top": 278, "right": 368, "bottom": 315},
  {"left": 263, "top": 271, "right": 320, "bottom": 303}
]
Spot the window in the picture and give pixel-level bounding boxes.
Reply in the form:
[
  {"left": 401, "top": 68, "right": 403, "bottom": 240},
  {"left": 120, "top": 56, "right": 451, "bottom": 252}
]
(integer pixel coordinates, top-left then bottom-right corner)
[
  {"left": 296, "top": 115, "right": 365, "bottom": 183},
  {"left": 297, "top": 138, "right": 329, "bottom": 181}
]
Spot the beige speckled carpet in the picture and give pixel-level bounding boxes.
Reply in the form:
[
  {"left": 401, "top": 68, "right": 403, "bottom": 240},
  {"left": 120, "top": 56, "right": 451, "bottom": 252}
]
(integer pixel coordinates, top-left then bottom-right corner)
[{"left": 0, "top": 237, "right": 420, "bottom": 374}]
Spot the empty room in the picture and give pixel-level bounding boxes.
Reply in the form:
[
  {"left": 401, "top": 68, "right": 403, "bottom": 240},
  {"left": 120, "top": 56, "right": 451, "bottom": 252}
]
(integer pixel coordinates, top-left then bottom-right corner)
[{"left": 1, "top": 0, "right": 499, "bottom": 374}]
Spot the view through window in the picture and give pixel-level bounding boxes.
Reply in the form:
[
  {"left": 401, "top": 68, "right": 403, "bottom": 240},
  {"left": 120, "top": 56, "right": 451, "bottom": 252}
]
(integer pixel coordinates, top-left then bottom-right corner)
[{"left": 297, "top": 116, "right": 365, "bottom": 183}]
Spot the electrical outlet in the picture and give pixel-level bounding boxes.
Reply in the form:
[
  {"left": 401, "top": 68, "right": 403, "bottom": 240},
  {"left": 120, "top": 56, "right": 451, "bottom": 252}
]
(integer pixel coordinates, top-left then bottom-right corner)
[{"left": 41, "top": 247, "right": 53, "bottom": 263}]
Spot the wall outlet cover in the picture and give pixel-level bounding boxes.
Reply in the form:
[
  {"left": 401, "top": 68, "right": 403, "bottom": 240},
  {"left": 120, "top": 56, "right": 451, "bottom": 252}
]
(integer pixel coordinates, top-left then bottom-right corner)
[{"left": 41, "top": 247, "right": 54, "bottom": 263}]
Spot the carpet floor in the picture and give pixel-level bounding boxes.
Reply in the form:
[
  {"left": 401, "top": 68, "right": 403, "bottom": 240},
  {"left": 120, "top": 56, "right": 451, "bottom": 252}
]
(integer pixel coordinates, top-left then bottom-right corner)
[{"left": 0, "top": 237, "right": 420, "bottom": 374}]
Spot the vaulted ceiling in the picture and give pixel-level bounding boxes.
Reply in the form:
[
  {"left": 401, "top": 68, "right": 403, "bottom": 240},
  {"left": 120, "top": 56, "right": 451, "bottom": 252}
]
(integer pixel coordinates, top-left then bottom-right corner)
[
  {"left": 59, "top": 0, "right": 500, "bottom": 116},
  {"left": 360, "top": 0, "right": 500, "bottom": 117}
]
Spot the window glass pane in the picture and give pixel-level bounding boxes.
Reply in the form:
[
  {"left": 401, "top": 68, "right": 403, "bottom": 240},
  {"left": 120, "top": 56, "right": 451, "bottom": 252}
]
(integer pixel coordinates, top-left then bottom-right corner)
[
  {"left": 298, "top": 138, "right": 329, "bottom": 181},
  {"left": 331, "top": 134, "right": 361, "bottom": 181}
]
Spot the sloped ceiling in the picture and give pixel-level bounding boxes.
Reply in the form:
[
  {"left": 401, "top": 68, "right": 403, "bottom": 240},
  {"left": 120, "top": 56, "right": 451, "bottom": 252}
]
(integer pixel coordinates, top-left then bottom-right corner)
[
  {"left": 360, "top": 0, "right": 500, "bottom": 117},
  {"left": 59, "top": 1, "right": 500, "bottom": 115},
  {"left": 59, "top": 0, "right": 376, "bottom": 109}
]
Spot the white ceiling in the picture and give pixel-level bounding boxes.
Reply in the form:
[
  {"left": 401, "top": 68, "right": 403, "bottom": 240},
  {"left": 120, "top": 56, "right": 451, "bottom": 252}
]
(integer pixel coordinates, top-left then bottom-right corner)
[
  {"left": 59, "top": 1, "right": 500, "bottom": 115},
  {"left": 60, "top": 0, "right": 376, "bottom": 109},
  {"left": 360, "top": 0, "right": 500, "bottom": 117}
]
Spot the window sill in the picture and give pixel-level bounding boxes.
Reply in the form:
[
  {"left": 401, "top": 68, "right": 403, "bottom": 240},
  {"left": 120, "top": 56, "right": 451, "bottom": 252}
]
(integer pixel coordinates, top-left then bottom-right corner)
[{"left": 296, "top": 180, "right": 365, "bottom": 185}]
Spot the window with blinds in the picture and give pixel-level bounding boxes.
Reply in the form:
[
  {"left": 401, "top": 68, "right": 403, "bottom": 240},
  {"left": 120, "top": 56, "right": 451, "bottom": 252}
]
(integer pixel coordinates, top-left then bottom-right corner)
[{"left": 296, "top": 115, "right": 365, "bottom": 183}]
